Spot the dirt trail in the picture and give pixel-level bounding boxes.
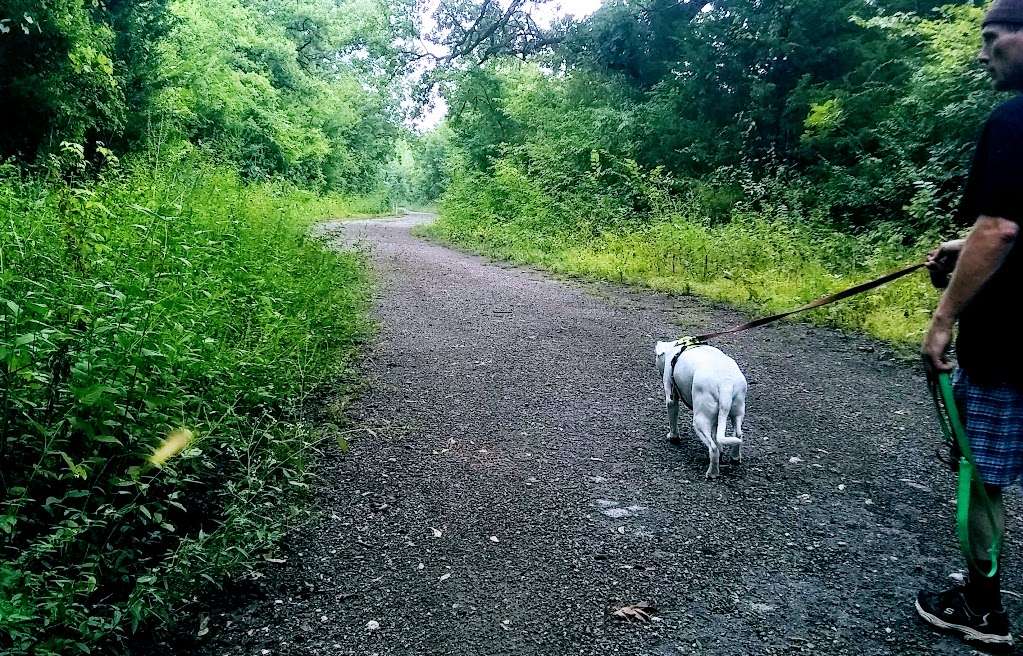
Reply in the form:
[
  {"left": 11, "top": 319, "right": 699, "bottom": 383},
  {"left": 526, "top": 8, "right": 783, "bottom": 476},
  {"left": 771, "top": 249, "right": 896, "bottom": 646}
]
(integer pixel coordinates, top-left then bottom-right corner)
[{"left": 187, "top": 213, "right": 1021, "bottom": 655}]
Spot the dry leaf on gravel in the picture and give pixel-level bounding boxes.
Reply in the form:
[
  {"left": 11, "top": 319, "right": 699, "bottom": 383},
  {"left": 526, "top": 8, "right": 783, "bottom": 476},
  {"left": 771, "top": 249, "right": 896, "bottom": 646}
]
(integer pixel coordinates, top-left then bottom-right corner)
[
  {"left": 439, "top": 573, "right": 451, "bottom": 583},
  {"left": 430, "top": 527, "right": 442, "bottom": 538},
  {"left": 612, "top": 602, "right": 657, "bottom": 623}
]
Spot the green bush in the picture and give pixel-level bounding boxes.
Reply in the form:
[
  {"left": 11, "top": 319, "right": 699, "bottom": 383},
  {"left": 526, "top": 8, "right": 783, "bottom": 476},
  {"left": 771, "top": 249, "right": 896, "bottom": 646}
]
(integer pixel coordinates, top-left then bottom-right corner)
[
  {"left": 430, "top": 159, "right": 939, "bottom": 345},
  {"left": 0, "top": 151, "right": 377, "bottom": 654}
]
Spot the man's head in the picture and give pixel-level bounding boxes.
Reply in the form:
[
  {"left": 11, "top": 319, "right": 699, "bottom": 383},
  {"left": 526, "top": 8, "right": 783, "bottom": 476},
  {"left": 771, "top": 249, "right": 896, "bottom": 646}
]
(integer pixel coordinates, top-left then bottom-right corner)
[{"left": 981, "top": 0, "right": 1023, "bottom": 91}]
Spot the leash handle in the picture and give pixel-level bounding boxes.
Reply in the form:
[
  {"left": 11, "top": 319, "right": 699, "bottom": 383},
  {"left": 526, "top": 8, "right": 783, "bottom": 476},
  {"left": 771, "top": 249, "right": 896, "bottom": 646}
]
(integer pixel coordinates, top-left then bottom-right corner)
[{"left": 929, "top": 371, "right": 1001, "bottom": 578}]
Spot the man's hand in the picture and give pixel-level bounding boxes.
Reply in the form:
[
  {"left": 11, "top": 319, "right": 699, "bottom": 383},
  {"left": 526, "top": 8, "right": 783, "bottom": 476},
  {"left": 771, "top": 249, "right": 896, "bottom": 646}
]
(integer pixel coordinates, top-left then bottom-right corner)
[
  {"left": 920, "top": 217, "right": 1017, "bottom": 373},
  {"left": 922, "top": 312, "right": 955, "bottom": 373},
  {"left": 926, "top": 239, "right": 965, "bottom": 288}
]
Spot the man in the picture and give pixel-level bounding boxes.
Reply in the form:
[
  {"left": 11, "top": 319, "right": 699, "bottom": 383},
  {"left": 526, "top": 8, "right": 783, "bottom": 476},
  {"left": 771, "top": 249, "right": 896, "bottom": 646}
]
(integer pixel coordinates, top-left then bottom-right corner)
[{"left": 918, "top": 0, "right": 1023, "bottom": 647}]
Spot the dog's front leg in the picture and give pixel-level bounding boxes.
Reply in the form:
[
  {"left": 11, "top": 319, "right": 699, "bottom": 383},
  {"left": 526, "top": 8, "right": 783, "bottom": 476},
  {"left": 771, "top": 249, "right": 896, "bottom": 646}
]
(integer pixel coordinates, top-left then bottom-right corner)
[{"left": 665, "top": 394, "right": 681, "bottom": 445}]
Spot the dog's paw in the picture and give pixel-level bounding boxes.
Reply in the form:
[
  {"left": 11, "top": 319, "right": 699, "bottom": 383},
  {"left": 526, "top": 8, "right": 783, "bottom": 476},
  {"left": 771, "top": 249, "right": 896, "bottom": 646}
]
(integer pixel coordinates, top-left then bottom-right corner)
[
  {"left": 667, "top": 432, "right": 681, "bottom": 445},
  {"left": 705, "top": 465, "right": 720, "bottom": 479}
]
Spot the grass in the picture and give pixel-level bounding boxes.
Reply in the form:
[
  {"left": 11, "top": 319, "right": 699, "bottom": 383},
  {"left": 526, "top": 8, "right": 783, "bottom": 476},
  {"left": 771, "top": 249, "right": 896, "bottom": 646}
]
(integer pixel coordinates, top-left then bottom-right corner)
[
  {"left": 423, "top": 202, "right": 939, "bottom": 347},
  {"left": 0, "top": 152, "right": 381, "bottom": 654}
]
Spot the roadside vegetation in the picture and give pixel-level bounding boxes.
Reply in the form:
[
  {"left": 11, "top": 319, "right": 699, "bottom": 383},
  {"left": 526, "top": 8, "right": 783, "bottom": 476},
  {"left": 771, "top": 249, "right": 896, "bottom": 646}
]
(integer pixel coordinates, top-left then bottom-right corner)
[
  {"left": 422, "top": 2, "right": 993, "bottom": 345},
  {"left": 1, "top": 153, "right": 376, "bottom": 653},
  {"left": 1, "top": 0, "right": 1002, "bottom": 651},
  {"left": 1, "top": 0, "right": 410, "bottom": 652}
]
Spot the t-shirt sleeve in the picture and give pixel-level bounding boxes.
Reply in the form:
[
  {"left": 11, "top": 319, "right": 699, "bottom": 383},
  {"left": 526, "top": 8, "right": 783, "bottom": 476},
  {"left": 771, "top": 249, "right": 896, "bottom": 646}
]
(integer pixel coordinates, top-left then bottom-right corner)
[{"left": 972, "top": 108, "right": 1023, "bottom": 223}]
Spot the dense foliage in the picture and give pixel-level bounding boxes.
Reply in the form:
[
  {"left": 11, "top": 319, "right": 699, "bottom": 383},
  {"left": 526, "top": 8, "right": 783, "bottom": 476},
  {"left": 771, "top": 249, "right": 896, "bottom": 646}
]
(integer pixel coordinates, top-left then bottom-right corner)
[
  {"left": 0, "top": 0, "right": 412, "bottom": 190},
  {"left": 424, "top": 1, "right": 1001, "bottom": 343},
  {"left": 1, "top": 0, "right": 406, "bottom": 652},
  {"left": 0, "top": 149, "right": 377, "bottom": 654},
  {"left": 0, "top": 0, "right": 1010, "bottom": 651}
]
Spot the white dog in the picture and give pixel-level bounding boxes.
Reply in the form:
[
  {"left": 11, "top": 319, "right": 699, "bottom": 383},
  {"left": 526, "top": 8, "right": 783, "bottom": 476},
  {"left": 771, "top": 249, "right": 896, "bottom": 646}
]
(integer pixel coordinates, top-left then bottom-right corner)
[{"left": 655, "top": 341, "right": 748, "bottom": 478}]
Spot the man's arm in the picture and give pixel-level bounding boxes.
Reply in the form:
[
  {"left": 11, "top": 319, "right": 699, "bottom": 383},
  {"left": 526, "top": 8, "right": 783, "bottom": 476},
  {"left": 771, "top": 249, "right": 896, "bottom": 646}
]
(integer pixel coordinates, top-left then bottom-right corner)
[{"left": 922, "top": 216, "right": 1020, "bottom": 372}]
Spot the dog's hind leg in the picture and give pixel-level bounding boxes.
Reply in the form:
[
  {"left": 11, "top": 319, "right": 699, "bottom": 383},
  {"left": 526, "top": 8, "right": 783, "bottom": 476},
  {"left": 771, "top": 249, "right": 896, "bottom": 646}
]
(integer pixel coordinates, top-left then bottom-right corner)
[
  {"left": 713, "top": 382, "right": 734, "bottom": 465},
  {"left": 693, "top": 411, "right": 719, "bottom": 478},
  {"left": 733, "top": 416, "right": 744, "bottom": 461},
  {"left": 732, "top": 398, "right": 745, "bottom": 462}
]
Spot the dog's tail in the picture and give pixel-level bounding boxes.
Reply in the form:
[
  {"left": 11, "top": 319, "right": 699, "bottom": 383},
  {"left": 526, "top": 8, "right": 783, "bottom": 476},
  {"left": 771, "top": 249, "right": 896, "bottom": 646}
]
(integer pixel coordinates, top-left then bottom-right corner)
[{"left": 716, "top": 381, "right": 742, "bottom": 447}]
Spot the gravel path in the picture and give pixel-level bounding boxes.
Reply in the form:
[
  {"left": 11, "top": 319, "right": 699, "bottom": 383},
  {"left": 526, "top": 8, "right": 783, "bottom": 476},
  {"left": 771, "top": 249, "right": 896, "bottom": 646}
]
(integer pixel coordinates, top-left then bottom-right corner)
[{"left": 188, "top": 214, "right": 1021, "bottom": 655}]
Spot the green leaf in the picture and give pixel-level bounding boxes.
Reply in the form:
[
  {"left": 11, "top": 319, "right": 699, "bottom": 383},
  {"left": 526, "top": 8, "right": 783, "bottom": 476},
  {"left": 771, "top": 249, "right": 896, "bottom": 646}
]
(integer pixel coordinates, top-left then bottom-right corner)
[
  {"left": 59, "top": 453, "right": 88, "bottom": 479},
  {"left": 92, "top": 435, "right": 123, "bottom": 446},
  {"left": 73, "top": 384, "right": 108, "bottom": 406},
  {"left": 14, "top": 333, "right": 36, "bottom": 346}
]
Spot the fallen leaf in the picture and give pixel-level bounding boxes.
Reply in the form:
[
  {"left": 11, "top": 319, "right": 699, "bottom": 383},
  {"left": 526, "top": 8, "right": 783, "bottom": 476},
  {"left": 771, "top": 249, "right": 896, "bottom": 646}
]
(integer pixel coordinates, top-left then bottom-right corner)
[
  {"left": 196, "top": 614, "right": 209, "bottom": 638},
  {"left": 366, "top": 620, "right": 380, "bottom": 631},
  {"left": 490, "top": 536, "right": 499, "bottom": 543},
  {"left": 430, "top": 527, "right": 442, "bottom": 538},
  {"left": 613, "top": 602, "right": 658, "bottom": 623},
  {"left": 439, "top": 573, "right": 451, "bottom": 583}
]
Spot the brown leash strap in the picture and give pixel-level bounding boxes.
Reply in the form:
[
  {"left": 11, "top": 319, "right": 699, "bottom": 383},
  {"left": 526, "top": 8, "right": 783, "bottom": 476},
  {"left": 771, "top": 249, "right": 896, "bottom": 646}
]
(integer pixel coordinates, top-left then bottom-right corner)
[{"left": 691, "top": 262, "right": 926, "bottom": 342}]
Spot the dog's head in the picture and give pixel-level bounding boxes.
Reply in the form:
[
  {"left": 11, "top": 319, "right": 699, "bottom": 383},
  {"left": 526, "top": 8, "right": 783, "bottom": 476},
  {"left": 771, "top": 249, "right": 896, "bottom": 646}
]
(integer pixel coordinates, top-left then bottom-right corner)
[{"left": 654, "top": 340, "right": 675, "bottom": 375}]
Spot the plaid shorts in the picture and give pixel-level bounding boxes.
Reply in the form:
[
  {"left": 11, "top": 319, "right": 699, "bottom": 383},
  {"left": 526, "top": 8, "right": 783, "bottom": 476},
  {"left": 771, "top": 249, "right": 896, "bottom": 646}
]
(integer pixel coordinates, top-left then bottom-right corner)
[{"left": 954, "top": 369, "right": 1023, "bottom": 487}]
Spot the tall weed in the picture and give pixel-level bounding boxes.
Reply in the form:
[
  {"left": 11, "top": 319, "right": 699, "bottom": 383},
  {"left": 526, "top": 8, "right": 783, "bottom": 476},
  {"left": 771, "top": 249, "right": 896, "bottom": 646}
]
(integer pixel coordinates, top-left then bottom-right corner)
[{"left": 0, "top": 153, "right": 377, "bottom": 653}]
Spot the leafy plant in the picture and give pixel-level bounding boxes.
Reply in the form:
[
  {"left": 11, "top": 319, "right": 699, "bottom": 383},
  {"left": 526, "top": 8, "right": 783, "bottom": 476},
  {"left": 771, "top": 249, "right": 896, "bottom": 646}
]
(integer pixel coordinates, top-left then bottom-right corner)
[{"left": 0, "top": 152, "right": 377, "bottom": 654}]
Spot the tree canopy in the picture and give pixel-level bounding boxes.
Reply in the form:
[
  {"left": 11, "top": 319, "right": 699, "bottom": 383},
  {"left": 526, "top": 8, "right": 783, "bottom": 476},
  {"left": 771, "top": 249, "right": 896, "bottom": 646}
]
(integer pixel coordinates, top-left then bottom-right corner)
[
  {"left": 421, "top": 0, "right": 996, "bottom": 233},
  {"left": 0, "top": 0, "right": 416, "bottom": 190}
]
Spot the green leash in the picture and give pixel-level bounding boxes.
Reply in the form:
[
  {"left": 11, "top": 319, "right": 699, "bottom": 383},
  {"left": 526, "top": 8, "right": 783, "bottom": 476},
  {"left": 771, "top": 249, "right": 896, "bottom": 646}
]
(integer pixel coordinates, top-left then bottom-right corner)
[{"left": 928, "top": 371, "right": 1002, "bottom": 578}]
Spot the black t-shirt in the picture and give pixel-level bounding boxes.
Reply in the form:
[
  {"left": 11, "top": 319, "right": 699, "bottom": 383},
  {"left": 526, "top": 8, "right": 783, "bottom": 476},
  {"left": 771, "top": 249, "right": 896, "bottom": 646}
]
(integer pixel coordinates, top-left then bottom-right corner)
[{"left": 955, "top": 95, "right": 1023, "bottom": 385}]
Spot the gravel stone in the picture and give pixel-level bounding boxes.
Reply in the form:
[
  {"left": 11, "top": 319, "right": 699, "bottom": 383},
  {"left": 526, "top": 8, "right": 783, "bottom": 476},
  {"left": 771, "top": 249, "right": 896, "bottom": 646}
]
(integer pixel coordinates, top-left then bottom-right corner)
[{"left": 177, "top": 214, "right": 1023, "bottom": 655}]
